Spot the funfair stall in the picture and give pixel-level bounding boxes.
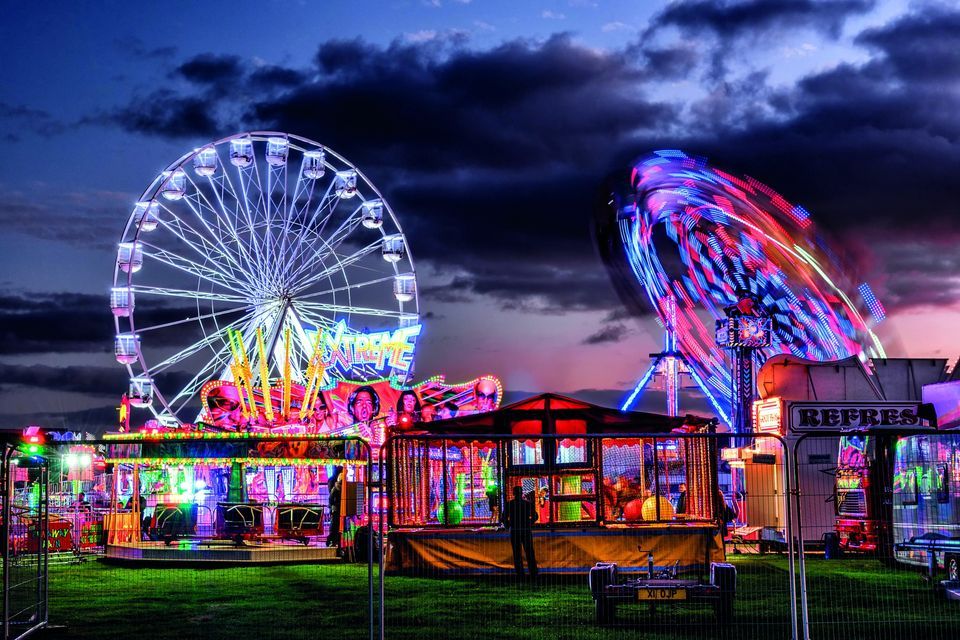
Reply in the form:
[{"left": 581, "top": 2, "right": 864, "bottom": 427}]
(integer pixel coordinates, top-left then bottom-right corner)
[
  {"left": 99, "top": 373, "right": 502, "bottom": 564},
  {"left": 101, "top": 431, "right": 366, "bottom": 563},
  {"left": 385, "top": 393, "right": 724, "bottom": 575}
]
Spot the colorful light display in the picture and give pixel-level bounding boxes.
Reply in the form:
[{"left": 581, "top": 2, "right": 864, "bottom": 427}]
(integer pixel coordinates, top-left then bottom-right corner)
[
  {"left": 192, "top": 374, "right": 503, "bottom": 442},
  {"left": 313, "top": 320, "right": 422, "bottom": 377},
  {"left": 858, "top": 283, "right": 887, "bottom": 323},
  {"left": 601, "top": 150, "right": 886, "bottom": 421}
]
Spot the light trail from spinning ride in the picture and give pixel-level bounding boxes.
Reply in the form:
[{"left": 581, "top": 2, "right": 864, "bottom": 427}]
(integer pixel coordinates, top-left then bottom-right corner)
[{"left": 597, "top": 149, "right": 885, "bottom": 423}]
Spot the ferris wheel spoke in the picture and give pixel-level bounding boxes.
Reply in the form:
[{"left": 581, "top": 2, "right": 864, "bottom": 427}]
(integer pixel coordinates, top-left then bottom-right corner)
[
  {"left": 135, "top": 305, "right": 251, "bottom": 334},
  {"left": 283, "top": 202, "right": 344, "bottom": 283},
  {"left": 244, "top": 157, "right": 278, "bottom": 289},
  {"left": 167, "top": 341, "right": 239, "bottom": 416},
  {"left": 297, "top": 275, "right": 397, "bottom": 301},
  {"left": 303, "top": 175, "right": 343, "bottom": 232},
  {"left": 283, "top": 230, "right": 338, "bottom": 287},
  {"left": 281, "top": 189, "right": 339, "bottom": 285},
  {"left": 262, "top": 163, "right": 278, "bottom": 286},
  {"left": 266, "top": 164, "right": 290, "bottom": 287},
  {"left": 140, "top": 241, "right": 253, "bottom": 296},
  {"left": 285, "top": 217, "right": 368, "bottom": 288},
  {"left": 172, "top": 180, "right": 253, "bottom": 278},
  {"left": 155, "top": 207, "right": 246, "bottom": 283},
  {"left": 227, "top": 164, "right": 270, "bottom": 288},
  {"left": 289, "top": 163, "right": 322, "bottom": 222},
  {"left": 216, "top": 165, "right": 266, "bottom": 276},
  {"left": 277, "top": 165, "right": 312, "bottom": 285},
  {"left": 287, "top": 307, "right": 342, "bottom": 331},
  {"left": 289, "top": 239, "right": 381, "bottom": 295},
  {"left": 201, "top": 173, "right": 262, "bottom": 284},
  {"left": 144, "top": 306, "right": 263, "bottom": 376},
  {"left": 177, "top": 183, "right": 230, "bottom": 249},
  {"left": 130, "top": 286, "right": 248, "bottom": 305},
  {"left": 291, "top": 202, "right": 363, "bottom": 274},
  {"left": 296, "top": 299, "right": 406, "bottom": 319}
]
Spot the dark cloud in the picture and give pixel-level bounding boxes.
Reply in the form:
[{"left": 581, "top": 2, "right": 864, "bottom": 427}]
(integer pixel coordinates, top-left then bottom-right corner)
[
  {"left": 648, "top": 0, "right": 874, "bottom": 82},
  {"left": 582, "top": 323, "right": 630, "bottom": 345},
  {"left": 249, "top": 65, "right": 307, "bottom": 88},
  {"left": 176, "top": 53, "right": 245, "bottom": 84},
  {"left": 855, "top": 7, "right": 960, "bottom": 81},
  {"left": 84, "top": 8, "right": 960, "bottom": 320},
  {"left": 106, "top": 89, "right": 223, "bottom": 138},
  {"left": 113, "top": 37, "right": 177, "bottom": 60},
  {"left": 437, "top": 267, "right": 619, "bottom": 314},
  {"left": 653, "top": 0, "right": 874, "bottom": 39},
  {"left": 0, "top": 405, "right": 121, "bottom": 432},
  {"left": 872, "top": 236, "right": 960, "bottom": 310},
  {"left": 0, "top": 187, "right": 129, "bottom": 250},
  {"left": 0, "top": 292, "right": 113, "bottom": 354},
  {"left": 0, "top": 101, "right": 64, "bottom": 137},
  {"left": 678, "top": 8, "right": 960, "bottom": 238},
  {"left": 0, "top": 364, "right": 126, "bottom": 395},
  {"left": 254, "top": 34, "right": 675, "bottom": 172},
  {"left": 0, "top": 364, "right": 193, "bottom": 398},
  {"left": 0, "top": 291, "right": 203, "bottom": 355}
]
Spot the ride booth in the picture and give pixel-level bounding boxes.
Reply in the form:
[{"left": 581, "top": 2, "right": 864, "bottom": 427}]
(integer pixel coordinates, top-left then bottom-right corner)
[
  {"left": 101, "top": 432, "right": 369, "bottom": 564},
  {"left": 728, "top": 355, "right": 938, "bottom": 552},
  {"left": 384, "top": 393, "right": 726, "bottom": 575}
]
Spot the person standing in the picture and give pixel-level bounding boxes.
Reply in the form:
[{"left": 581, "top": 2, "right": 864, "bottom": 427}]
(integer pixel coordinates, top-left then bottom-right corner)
[
  {"left": 675, "top": 483, "right": 687, "bottom": 515},
  {"left": 327, "top": 468, "right": 344, "bottom": 548},
  {"left": 502, "top": 486, "right": 538, "bottom": 579}
]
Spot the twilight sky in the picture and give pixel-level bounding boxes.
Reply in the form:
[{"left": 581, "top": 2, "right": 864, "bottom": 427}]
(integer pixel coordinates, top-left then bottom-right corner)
[{"left": 1, "top": 0, "right": 959, "bottom": 430}]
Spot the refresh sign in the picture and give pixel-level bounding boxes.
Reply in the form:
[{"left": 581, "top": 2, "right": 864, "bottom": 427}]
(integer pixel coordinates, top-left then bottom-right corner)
[{"left": 788, "top": 402, "right": 927, "bottom": 431}]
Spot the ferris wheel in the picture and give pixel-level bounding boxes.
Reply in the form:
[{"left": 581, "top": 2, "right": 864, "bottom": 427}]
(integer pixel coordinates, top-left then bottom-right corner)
[
  {"left": 111, "top": 132, "right": 419, "bottom": 424},
  {"left": 597, "top": 149, "right": 885, "bottom": 421}
]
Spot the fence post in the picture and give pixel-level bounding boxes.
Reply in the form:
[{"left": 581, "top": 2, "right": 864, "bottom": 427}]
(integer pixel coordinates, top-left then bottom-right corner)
[
  {"left": 779, "top": 434, "right": 800, "bottom": 640},
  {"left": 3, "top": 444, "right": 11, "bottom": 640}
]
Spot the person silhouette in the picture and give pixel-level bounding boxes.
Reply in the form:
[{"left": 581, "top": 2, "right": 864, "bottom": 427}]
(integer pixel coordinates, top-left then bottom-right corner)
[{"left": 501, "top": 486, "right": 538, "bottom": 579}]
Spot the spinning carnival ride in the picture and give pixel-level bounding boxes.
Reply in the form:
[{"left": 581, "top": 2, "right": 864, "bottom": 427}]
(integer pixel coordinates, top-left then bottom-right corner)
[
  {"left": 596, "top": 150, "right": 886, "bottom": 429},
  {"left": 111, "top": 132, "right": 419, "bottom": 425}
]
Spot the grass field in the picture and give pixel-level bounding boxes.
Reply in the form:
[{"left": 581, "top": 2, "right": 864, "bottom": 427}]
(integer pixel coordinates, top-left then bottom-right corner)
[{"left": 33, "top": 555, "right": 960, "bottom": 640}]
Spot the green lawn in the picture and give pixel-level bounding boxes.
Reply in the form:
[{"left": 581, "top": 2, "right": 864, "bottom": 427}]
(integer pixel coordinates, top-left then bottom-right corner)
[{"left": 36, "top": 556, "right": 960, "bottom": 640}]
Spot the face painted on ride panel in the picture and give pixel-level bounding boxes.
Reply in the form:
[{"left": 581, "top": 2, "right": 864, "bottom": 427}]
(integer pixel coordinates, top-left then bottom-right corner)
[
  {"left": 353, "top": 391, "right": 375, "bottom": 422},
  {"left": 402, "top": 393, "right": 417, "bottom": 413},
  {"left": 475, "top": 379, "right": 497, "bottom": 412}
]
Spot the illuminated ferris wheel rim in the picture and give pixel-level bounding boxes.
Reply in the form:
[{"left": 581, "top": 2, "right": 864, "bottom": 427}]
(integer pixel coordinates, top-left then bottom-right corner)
[
  {"left": 111, "top": 131, "right": 420, "bottom": 425},
  {"left": 610, "top": 149, "right": 885, "bottom": 418}
]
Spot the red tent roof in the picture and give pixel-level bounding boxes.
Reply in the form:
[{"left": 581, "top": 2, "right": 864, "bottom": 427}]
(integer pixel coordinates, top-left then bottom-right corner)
[{"left": 417, "top": 392, "right": 714, "bottom": 435}]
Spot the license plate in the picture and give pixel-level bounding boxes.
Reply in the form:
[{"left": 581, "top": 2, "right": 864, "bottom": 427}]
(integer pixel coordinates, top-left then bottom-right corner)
[{"left": 637, "top": 587, "right": 687, "bottom": 601}]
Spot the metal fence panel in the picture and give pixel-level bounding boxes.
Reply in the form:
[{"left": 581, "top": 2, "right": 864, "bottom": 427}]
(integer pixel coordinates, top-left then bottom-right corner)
[
  {"left": 25, "top": 437, "right": 375, "bottom": 640},
  {"left": 2, "top": 444, "right": 49, "bottom": 640},
  {"left": 378, "top": 433, "right": 798, "bottom": 640},
  {"left": 792, "top": 431, "right": 960, "bottom": 640}
]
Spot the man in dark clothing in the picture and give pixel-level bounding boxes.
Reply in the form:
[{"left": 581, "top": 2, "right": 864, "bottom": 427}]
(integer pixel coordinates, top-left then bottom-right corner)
[
  {"left": 501, "top": 486, "right": 538, "bottom": 579},
  {"left": 675, "top": 483, "right": 687, "bottom": 515},
  {"left": 327, "top": 468, "right": 344, "bottom": 547}
]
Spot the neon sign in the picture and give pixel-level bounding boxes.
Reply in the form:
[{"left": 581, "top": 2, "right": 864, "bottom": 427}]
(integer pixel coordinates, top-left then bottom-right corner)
[{"left": 315, "top": 321, "right": 422, "bottom": 377}]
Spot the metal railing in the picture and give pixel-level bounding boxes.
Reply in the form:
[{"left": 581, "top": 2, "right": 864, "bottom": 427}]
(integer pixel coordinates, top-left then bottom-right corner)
[
  {"left": 377, "top": 432, "right": 797, "bottom": 640},
  {"left": 2, "top": 444, "right": 49, "bottom": 640},
  {"left": 19, "top": 428, "right": 960, "bottom": 639}
]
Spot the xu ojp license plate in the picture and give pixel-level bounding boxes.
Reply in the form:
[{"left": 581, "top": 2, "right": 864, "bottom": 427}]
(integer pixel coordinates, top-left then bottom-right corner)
[{"left": 637, "top": 587, "right": 687, "bottom": 601}]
